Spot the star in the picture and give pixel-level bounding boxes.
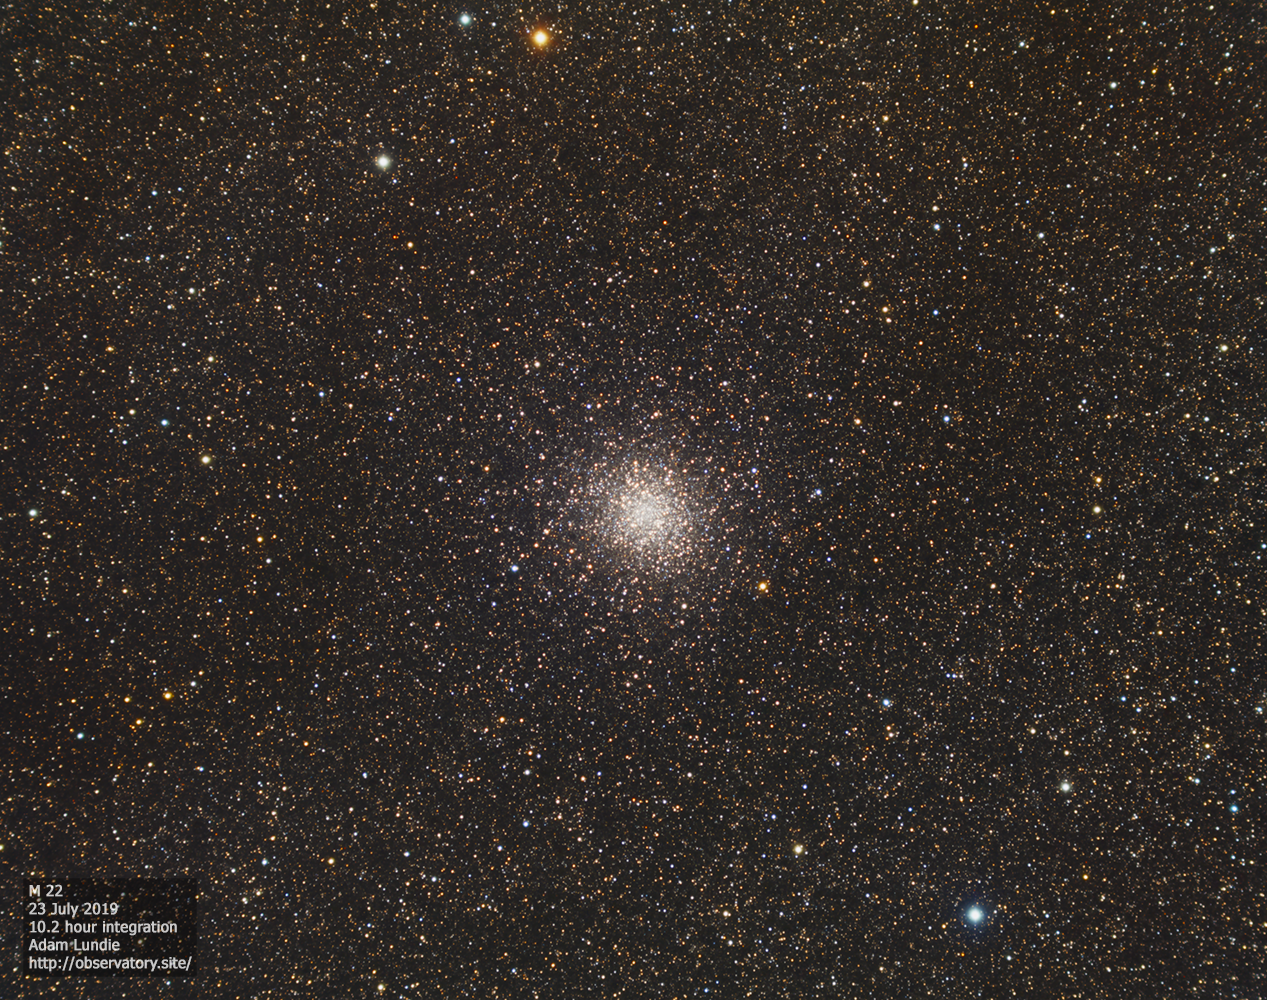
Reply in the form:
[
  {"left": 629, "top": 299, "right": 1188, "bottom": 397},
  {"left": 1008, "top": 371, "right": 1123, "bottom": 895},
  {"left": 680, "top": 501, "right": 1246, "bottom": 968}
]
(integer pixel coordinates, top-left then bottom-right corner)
[
  {"left": 966, "top": 906, "right": 985, "bottom": 923},
  {"left": 532, "top": 29, "right": 550, "bottom": 46}
]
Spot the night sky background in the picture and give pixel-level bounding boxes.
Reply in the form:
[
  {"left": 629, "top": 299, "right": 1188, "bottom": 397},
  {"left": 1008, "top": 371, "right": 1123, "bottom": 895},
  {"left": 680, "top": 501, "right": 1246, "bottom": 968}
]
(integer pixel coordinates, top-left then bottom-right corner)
[{"left": 3, "top": 1, "right": 1265, "bottom": 997}]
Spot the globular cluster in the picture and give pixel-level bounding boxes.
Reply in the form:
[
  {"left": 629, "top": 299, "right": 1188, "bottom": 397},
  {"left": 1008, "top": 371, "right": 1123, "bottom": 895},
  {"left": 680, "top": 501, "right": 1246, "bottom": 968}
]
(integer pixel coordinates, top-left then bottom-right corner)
[
  {"left": 526, "top": 397, "right": 785, "bottom": 619},
  {"left": 2, "top": 1, "right": 1265, "bottom": 998},
  {"left": 551, "top": 449, "right": 705, "bottom": 582}
]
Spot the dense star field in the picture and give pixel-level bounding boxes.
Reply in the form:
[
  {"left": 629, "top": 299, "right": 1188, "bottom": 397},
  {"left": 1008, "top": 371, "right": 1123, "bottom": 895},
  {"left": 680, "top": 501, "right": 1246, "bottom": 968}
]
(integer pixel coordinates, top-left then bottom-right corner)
[{"left": 3, "top": 1, "right": 1265, "bottom": 997}]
